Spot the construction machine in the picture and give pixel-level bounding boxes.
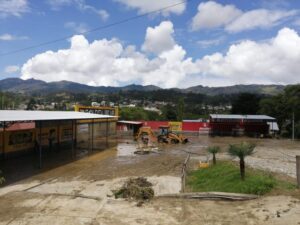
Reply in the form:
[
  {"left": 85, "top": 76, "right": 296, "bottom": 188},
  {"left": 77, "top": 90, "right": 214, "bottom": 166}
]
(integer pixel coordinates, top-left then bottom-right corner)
[
  {"left": 157, "top": 125, "right": 188, "bottom": 144},
  {"left": 135, "top": 126, "right": 156, "bottom": 144},
  {"left": 135, "top": 125, "right": 188, "bottom": 144}
]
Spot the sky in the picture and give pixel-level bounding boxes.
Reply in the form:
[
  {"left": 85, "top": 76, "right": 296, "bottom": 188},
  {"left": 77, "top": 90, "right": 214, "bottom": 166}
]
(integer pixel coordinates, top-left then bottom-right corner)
[{"left": 1, "top": 0, "right": 300, "bottom": 88}]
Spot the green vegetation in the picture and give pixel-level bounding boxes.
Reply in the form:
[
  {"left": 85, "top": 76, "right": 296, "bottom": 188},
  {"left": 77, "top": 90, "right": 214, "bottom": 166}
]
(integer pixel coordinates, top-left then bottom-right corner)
[
  {"left": 187, "top": 162, "right": 295, "bottom": 195},
  {"left": 120, "top": 107, "right": 160, "bottom": 121},
  {"left": 207, "top": 146, "right": 220, "bottom": 165},
  {"left": 228, "top": 142, "right": 255, "bottom": 180},
  {"left": 1, "top": 78, "right": 299, "bottom": 139},
  {"left": 260, "top": 85, "right": 300, "bottom": 138},
  {"left": 231, "top": 93, "right": 261, "bottom": 115}
]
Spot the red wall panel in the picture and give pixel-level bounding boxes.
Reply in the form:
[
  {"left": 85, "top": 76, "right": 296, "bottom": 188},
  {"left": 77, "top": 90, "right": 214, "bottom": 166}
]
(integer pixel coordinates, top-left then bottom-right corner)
[{"left": 182, "top": 122, "right": 209, "bottom": 131}]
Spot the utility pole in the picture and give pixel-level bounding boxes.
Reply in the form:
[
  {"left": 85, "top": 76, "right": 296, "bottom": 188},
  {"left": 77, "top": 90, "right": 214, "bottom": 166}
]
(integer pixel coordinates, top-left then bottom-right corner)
[{"left": 292, "top": 111, "right": 295, "bottom": 141}]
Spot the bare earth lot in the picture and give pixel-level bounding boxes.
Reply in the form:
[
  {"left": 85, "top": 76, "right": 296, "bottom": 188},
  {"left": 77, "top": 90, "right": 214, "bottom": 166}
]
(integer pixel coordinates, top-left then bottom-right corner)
[{"left": 0, "top": 136, "right": 299, "bottom": 225}]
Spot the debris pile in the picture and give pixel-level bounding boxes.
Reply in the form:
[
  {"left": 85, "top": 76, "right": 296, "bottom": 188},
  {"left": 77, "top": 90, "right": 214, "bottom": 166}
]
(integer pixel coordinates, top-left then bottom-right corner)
[{"left": 113, "top": 177, "right": 154, "bottom": 204}]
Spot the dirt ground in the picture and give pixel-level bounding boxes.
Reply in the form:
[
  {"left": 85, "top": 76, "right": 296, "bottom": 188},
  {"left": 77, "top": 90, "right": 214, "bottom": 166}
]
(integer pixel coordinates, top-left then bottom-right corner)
[{"left": 0, "top": 135, "right": 300, "bottom": 225}]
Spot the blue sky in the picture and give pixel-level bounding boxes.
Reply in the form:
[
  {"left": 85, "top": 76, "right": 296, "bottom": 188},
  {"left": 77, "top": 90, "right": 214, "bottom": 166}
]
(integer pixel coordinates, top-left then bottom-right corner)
[{"left": 1, "top": 0, "right": 300, "bottom": 88}]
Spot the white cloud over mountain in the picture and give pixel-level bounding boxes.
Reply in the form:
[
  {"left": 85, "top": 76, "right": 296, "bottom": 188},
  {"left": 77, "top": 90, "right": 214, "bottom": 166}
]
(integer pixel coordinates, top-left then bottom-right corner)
[
  {"left": 21, "top": 21, "right": 300, "bottom": 88},
  {"left": 191, "top": 1, "right": 297, "bottom": 32},
  {"left": 115, "top": 0, "right": 186, "bottom": 16},
  {"left": 195, "top": 28, "right": 300, "bottom": 85},
  {"left": 142, "top": 21, "right": 175, "bottom": 54}
]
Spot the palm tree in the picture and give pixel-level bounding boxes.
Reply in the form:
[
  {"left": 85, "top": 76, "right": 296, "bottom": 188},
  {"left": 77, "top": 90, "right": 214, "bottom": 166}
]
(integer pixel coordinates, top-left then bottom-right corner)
[
  {"left": 207, "top": 146, "right": 220, "bottom": 165},
  {"left": 228, "top": 142, "right": 255, "bottom": 180}
]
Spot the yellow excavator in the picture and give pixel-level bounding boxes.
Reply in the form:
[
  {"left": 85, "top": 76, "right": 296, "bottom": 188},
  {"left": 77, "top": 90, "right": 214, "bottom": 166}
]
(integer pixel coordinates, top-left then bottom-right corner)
[
  {"left": 157, "top": 125, "right": 188, "bottom": 144},
  {"left": 134, "top": 126, "right": 156, "bottom": 144},
  {"left": 135, "top": 126, "right": 188, "bottom": 144}
]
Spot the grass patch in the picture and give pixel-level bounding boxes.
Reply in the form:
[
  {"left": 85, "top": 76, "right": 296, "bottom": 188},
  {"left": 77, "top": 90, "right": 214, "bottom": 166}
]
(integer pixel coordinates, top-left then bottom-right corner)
[{"left": 187, "top": 161, "right": 295, "bottom": 195}]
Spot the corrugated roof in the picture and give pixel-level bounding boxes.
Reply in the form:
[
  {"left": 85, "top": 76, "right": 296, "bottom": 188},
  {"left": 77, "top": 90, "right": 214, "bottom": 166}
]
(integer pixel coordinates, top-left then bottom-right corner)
[
  {"left": 6, "top": 122, "right": 35, "bottom": 131},
  {"left": 0, "top": 110, "right": 115, "bottom": 122},
  {"left": 117, "top": 120, "right": 143, "bottom": 125},
  {"left": 210, "top": 114, "right": 275, "bottom": 120}
]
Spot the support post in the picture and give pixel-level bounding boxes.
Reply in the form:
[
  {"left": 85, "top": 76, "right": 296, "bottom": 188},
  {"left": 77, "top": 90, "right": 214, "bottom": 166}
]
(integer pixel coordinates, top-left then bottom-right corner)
[
  {"left": 2, "top": 122, "right": 5, "bottom": 160},
  {"left": 74, "top": 120, "right": 77, "bottom": 149},
  {"left": 91, "top": 119, "right": 94, "bottom": 152},
  {"left": 297, "top": 156, "right": 300, "bottom": 188},
  {"left": 57, "top": 122, "right": 60, "bottom": 152},
  {"left": 106, "top": 119, "right": 109, "bottom": 148},
  {"left": 292, "top": 111, "right": 295, "bottom": 141},
  {"left": 71, "top": 120, "right": 74, "bottom": 159},
  {"left": 39, "top": 121, "right": 42, "bottom": 169}
]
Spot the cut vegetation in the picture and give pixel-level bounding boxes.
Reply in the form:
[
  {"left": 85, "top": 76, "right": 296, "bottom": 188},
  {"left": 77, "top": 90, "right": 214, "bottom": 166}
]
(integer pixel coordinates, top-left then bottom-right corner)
[
  {"left": 112, "top": 177, "right": 154, "bottom": 205},
  {"left": 187, "top": 161, "right": 296, "bottom": 195}
]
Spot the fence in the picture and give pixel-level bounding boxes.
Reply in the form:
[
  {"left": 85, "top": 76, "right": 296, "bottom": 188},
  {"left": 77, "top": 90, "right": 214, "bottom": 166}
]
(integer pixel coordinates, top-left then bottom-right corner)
[{"left": 181, "top": 153, "right": 191, "bottom": 193}]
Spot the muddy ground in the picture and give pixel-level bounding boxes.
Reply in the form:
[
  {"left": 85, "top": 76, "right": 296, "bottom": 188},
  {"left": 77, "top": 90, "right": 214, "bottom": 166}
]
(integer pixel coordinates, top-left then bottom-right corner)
[{"left": 0, "top": 135, "right": 300, "bottom": 225}]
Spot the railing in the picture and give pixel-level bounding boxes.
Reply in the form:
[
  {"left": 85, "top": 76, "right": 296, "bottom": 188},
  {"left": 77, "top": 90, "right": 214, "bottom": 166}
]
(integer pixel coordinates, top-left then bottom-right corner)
[{"left": 181, "top": 153, "right": 191, "bottom": 193}]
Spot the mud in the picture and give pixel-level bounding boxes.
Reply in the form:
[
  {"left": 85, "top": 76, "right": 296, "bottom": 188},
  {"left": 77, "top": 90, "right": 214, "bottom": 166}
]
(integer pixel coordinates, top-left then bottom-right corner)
[{"left": 0, "top": 135, "right": 300, "bottom": 225}]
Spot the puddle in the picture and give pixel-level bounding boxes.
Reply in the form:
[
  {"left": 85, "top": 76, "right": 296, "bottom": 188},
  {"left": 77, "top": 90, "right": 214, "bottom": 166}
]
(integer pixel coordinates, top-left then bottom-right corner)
[{"left": 117, "top": 143, "right": 138, "bottom": 156}]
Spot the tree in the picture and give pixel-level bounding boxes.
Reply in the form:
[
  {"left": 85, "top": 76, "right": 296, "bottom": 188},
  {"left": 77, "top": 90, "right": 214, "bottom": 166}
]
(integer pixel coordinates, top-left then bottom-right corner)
[
  {"left": 259, "top": 85, "right": 300, "bottom": 138},
  {"left": 207, "top": 146, "right": 220, "bottom": 165},
  {"left": 120, "top": 107, "right": 148, "bottom": 121},
  {"left": 228, "top": 142, "right": 255, "bottom": 180},
  {"left": 26, "top": 98, "right": 37, "bottom": 110},
  {"left": 176, "top": 97, "right": 184, "bottom": 121},
  {"left": 231, "top": 93, "right": 261, "bottom": 114},
  {"left": 161, "top": 105, "right": 177, "bottom": 121}
]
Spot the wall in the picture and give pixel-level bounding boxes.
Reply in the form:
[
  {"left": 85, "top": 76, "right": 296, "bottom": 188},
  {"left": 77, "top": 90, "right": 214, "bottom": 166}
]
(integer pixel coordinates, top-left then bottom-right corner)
[{"left": 182, "top": 121, "right": 209, "bottom": 131}]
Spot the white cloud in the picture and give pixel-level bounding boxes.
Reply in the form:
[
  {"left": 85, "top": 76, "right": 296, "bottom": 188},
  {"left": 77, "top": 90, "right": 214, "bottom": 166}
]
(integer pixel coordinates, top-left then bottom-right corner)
[
  {"left": 142, "top": 21, "right": 175, "bottom": 54},
  {"left": 4, "top": 65, "right": 20, "bottom": 73},
  {"left": 21, "top": 23, "right": 300, "bottom": 88},
  {"left": 191, "top": 1, "right": 297, "bottom": 33},
  {"left": 97, "top": 9, "right": 109, "bottom": 21},
  {"left": 197, "top": 37, "right": 225, "bottom": 48},
  {"left": 0, "top": 0, "right": 29, "bottom": 17},
  {"left": 47, "top": 0, "right": 109, "bottom": 20},
  {"left": 115, "top": 0, "right": 186, "bottom": 16},
  {"left": 226, "top": 9, "right": 297, "bottom": 33},
  {"left": 64, "top": 22, "right": 89, "bottom": 33},
  {"left": 191, "top": 1, "right": 242, "bottom": 31},
  {"left": 0, "top": 33, "right": 28, "bottom": 41},
  {"left": 195, "top": 27, "right": 300, "bottom": 85},
  {"left": 21, "top": 21, "right": 194, "bottom": 88}
]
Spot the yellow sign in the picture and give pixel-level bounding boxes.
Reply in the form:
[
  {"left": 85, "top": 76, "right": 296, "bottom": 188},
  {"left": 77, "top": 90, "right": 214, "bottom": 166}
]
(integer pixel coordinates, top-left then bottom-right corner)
[
  {"left": 75, "top": 105, "right": 119, "bottom": 117},
  {"left": 168, "top": 121, "right": 182, "bottom": 132}
]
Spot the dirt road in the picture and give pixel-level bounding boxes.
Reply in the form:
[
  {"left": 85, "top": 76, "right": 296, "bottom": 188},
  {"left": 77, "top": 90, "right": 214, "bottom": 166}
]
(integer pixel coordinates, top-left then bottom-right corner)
[{"left": 0, "top": 136, "right": 299, "bottom": 225}]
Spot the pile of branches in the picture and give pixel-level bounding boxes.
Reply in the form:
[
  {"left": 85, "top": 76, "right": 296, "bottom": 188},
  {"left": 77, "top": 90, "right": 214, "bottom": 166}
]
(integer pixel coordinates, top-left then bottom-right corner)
[{"left": 113, "top": 177, "right": 154, "bottom": 205}]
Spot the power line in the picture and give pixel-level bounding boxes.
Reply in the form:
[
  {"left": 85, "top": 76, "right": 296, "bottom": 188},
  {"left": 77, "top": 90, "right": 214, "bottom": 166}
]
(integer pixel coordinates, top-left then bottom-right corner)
[{"left": 0, "top": 0, "right": 190, "bottom": 57}]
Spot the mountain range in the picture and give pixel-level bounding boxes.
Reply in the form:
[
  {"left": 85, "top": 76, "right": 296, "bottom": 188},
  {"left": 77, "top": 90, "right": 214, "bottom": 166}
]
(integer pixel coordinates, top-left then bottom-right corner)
[{"left": 0, "top": 78, "right": 285, "bottom": 96}]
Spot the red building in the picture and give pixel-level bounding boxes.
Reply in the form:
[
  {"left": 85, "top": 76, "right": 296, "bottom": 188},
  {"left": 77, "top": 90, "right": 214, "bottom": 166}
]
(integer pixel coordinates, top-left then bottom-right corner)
[{"left": 209, "top": 114, "right": 277, "bottom": 137}]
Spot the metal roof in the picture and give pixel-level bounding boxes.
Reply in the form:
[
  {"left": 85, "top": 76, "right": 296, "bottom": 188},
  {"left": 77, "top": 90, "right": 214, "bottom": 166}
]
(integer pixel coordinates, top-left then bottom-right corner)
[
  {"left": 210, "top": 114, "right": 275, "bottom": 120},
  {"left": 0, "top": 110, "right": 116, "bottom": 122},
  {"left": 183, "top": 119, "right": 208, "bottom": 122},
  {"left": 117, "top": 120, "right": 143, "bottom": 125}
]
